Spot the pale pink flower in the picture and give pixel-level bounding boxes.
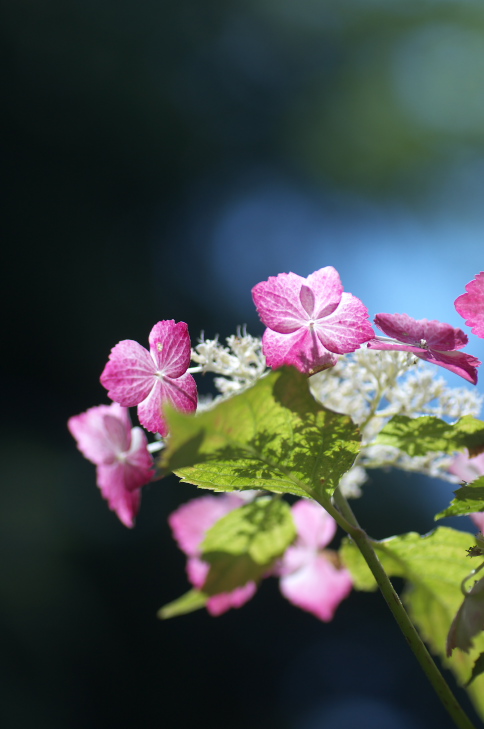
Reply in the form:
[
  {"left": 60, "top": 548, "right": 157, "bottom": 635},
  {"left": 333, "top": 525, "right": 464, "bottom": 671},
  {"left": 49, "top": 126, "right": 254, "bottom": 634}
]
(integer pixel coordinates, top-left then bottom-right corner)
[
  {"left": 367, "top": 313, "right": 480, "bottom": 384},
  {"left": 100, "top": 320, "right": 198, "bottom": 435},
  {"left": 169, "top": 494, "right": 257, "bottom": 616},
  {"left": 450, "top": 451, "right": 484, "bottom": 533},
  {"left": 274, "top": 499, "right": 353, "bottom": 621},
  {"left": 252, "top": 267, "right": 374, "bottom": 375},
  {"left": 455, "top": 272, "right": 484, "bottom": 339},
  {"left": 68, "top": 403, "right": 154, "bottom": 527}
]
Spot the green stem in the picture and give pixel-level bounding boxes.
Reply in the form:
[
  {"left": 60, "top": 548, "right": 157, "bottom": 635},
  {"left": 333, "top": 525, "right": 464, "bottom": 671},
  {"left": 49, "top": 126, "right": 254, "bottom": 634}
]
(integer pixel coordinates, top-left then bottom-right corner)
[{"left": 318, "top": 488, "right": 478, "bottom": 729}]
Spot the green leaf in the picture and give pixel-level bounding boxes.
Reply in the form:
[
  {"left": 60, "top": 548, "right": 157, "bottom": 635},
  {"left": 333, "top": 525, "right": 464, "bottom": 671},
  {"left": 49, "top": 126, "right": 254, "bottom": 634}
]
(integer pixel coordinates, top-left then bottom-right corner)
[
  {"left": 375, "top": 414, "right": 484, "bottom": 457},
  {"left": 435, "top": 477, "right": 484, "bottom": 519},
  {"left": 158, "top": 589, "right": 208, "bottom": 619},
  {"left": 341, "top": 527, "right": 484, "bottom": 719},
  {"left": 200, "top": 497, "right": 296, "bottom": 594},
  {"left": 466, "top": 653, "right": 484, "bottom": 686},
  {"left": 159, "top": 367, "right": 361, "bottom": 501}
]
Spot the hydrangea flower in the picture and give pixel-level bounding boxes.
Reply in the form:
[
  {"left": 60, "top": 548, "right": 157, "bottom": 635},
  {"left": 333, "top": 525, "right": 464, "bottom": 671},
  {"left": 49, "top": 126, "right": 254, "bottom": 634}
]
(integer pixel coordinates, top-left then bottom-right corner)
[
  {"left": 68, "top": 403, "right": 154, "bottom": 527},
  {"left": 455, "top": 272, "right": 484, "bottom": 339},
  {"left": 169, "top": 493, "right": 257, "bottom": 616},
  {"left": 100, "top": 320, "right": 198, "bottom": 435},
  {"left": 274, "top": 499, "right": 353, "bottom": 621},
  {"left": 252, "top": 267, "right": 374, "bottom": 375},
  {"left": 367, "top": 313, "right": 480, "bottom": 384},
  {"left": 169, "top": 494, "right": 352, "bottom": 621}
]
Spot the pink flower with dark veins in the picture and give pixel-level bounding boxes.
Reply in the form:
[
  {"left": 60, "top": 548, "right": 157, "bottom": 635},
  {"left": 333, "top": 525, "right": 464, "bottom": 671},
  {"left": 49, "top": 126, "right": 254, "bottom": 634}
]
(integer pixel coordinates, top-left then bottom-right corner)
[
  {"left": 68, "top": 403, "right": 155, "bottom": 527},
  {"left": 169, "top": 493, "right": 257, "bottom": 616},
  {"left": 367, "top": 313, "right": 480, "bottom": 384},
  {"left": 455, "top": 272, "right": 484, "bottom": 339},
  {"left": 252, "top": 267, "right": 374, "bottom": 375},
  {"left": 100, "top": 320, "right": 198, "bottom": 435},
  {"left": 274, "top": 499, "right": 353, "bottom": 621}
]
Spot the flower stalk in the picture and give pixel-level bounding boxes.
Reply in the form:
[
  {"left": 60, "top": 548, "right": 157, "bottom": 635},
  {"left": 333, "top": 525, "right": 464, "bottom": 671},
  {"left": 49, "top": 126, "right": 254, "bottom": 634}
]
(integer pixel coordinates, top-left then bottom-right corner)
[{"left": 319, "top": 488, "right": 478, "bottom": 729}]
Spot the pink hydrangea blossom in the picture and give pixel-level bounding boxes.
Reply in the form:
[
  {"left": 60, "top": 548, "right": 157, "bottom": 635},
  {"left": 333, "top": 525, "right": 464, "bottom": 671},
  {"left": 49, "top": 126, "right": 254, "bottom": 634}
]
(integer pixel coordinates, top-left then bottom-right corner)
[
  {"left": 274, "top": 499, "right": 353, "bottom": 621},
  {"left": 455, "top": 272, "right": 484, "bottom": 339},
  {"left": 100, "top": 320, "right": 198, "bottom": 435},
  {"left": 450, "top": 451, "right": 484, "bottom": 533},
  {"left": 68, "top": 403, "right": 155, "bottom": 528},
  {"left": 169, "top": 493, "right": 257, "bottom": 616},
  {"left": 170, "top": 494, "right": 352, "bottom": 621},
  {"left": 367, "top": 313, "right": 480, "bottom": 384},
  {"left": 251, "top": 267, "right": 374, "bottom": 375}
]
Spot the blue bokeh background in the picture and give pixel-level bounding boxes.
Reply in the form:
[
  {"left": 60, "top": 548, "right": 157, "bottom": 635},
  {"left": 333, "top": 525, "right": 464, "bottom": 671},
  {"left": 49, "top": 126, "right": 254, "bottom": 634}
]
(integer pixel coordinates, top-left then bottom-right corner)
[{"left": 4, "top": 1, "right": 484, "bottom": 727}]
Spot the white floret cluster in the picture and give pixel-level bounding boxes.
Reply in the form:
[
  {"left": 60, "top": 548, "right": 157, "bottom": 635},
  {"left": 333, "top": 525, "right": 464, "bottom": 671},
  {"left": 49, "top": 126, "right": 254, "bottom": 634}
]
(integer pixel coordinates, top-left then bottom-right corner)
[
  {"left": 191, "top": 328, "right": 267, "bottom": 403},
  {"left": 191, "top": 334, "right": 483, "bottom": 498},
  {"left": 310, "top": 349, "right": 483, "bottom": 496}
]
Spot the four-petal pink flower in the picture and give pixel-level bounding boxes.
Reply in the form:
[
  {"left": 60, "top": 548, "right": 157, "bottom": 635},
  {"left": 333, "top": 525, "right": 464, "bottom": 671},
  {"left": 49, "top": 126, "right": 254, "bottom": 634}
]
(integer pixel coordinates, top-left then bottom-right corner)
[
  {"left": 274, "top": 499, "right": 353, "bottom": 621},
  {"left": 100, "top": 320, "right": 198, "bottom": 435},
  {"left": 455, "top": 272, "right": 484, "bottom": 339},
  {"left": 169, "top": 493, "right": 257, "bottom": 616},
  {"left": 367, "top": 313, "right": 480, "bottom": 384},
  {"left": 252, "top": 267, "right": 374, "bottom": 375},
  {"left": 68, "top": 403, "right": 155, "bottom": 527}
]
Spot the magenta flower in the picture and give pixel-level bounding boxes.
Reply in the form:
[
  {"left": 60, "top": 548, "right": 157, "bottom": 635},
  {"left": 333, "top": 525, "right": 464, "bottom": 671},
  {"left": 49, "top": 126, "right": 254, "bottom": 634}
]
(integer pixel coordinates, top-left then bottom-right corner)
[
  {"left": 169, "top": 494, "right": 257, "bottom": 616},
  {"left": 274, "top": 499, "right": 353, "bottom": 621},
  {"left": 251, "top": 267, "right": 374, "bottom": 375},
  {"left": 455, "top": 272, "right": 484, "bottom": 339},
  {"left": 450, "top": 451, "right": 484, "bottom": 533},
  {"left": 68, "top": 403, "right": 155, "bottom": 528},
  {"left": 367, "top": 313, "right": 480, "bottom": 384},
  {"left": 100, "top": 320, "right": 198, "bottom": 435}
]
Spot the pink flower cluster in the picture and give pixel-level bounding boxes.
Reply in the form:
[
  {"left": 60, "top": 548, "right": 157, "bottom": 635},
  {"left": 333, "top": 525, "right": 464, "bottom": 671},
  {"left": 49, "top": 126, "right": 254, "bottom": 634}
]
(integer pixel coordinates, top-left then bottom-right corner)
[
  {"left": 70, "top": 320, "right": 198, "bottom": 526},
  {"left": 69, "top": 266, "right": 484, "bottom": 531},
  {"left": 169, "top": 494, "right": 353, "bottom": 621},
  {"left": 252, "top": 267, "right": 481, "bottom": 384}
]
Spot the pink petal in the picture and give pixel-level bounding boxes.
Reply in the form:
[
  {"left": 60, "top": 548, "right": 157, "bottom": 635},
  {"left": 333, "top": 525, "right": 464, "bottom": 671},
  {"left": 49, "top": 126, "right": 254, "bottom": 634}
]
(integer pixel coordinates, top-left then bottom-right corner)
[
  {"left": 305, "top": 266, "right": 344, "bottom": 319},
  {"left": 169, "top": 494, "right": 245, "bottom": 556},
  {"left": 185, "top": 558, "right": 257, "bottom": 615},
  {"left": 206, "top": 582, "right": 257, "bottom": 616},
  {"left": 417, "top": 349, "right": 480, "bottom": 385},
  {"left": 102, "top": 414, "right": 131, "bottom": 454},
  {"left": 122, "top": 426, "right": 155, "bottom": 490},
  {"left": 261, "top": 327, "right": 338, "bottom": 375},
  {"left": 367, "top": 340, "right": 480, "bottom": 384},
  {"left": 374, "top": 313, "right": 468, "bottom": 351},
  {"left": 137, "top": 379, "right": 168, "bottom": 435},
  {"left": 148, "top": 320, "right": 193, "bottom": 377},
  {"left": 100, "top": 340, "right": 157, "bottom": 406},
  {"left": 291, "top": 499, "right": 337, "bottom": 549},
  {"left": 252, "top": 272, "right": 313, "bottom": 333},
  {"left": 137, "top": 372, "right": 198, "bottom": 435},
  {"left": 96, "top": 463, "right": 142, "bottom": 528},
  {"left": 68, "top": 403, "right": 130, "bottom": 465},
  {"left": 315, "top": 292, "right": 374, "bottom": 354},
  {"left": 161, "top": 372, "right": 198, "bottom": 415},
  {"left": 450, "top": 452, "right": 484, "bottom": 483},
  {"left": 279, "top": 555, "right": 353, "bottom": 621},
  {"left": 471, "top": 512, "right": 484, "bottom": 533},
  {"left": 455, "top": 272, "right": 484, "bottom": 339}
]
